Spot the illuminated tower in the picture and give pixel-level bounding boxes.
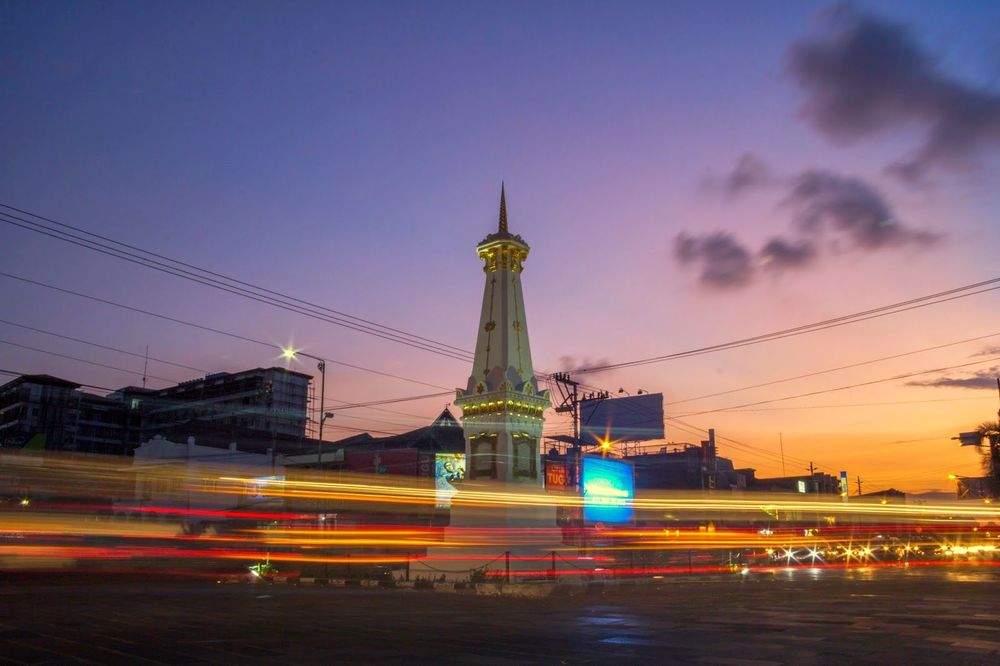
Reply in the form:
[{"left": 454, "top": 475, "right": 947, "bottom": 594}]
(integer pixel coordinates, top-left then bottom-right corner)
[{"left": 455, "top": 185, "right": 550, "bottom": 485}]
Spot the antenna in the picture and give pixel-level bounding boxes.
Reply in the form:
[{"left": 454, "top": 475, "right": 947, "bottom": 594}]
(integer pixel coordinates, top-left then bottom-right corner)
[
  {"left": 142, "top": 345, "right": 149, "bottom": 389},
  {"left": 779, "top": 432, "right": 786, "bottom": 477}
]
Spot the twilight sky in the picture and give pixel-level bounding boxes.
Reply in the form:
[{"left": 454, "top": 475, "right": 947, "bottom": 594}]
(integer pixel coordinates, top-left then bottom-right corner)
[{"left": 2, "top": 0, "right": 999, "bottom": 492}]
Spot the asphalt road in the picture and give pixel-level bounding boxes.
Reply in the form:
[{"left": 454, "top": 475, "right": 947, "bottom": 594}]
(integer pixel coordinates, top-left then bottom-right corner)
[{"left": 2, "top": 565, "right": 999, "bottom": 664}]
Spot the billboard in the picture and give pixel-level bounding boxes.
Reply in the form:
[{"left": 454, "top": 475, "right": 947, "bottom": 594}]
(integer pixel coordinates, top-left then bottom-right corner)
[
  {"left": 958, "top": 432, "right": 983, "bottom": 447},
  {"left": 581, "top": 456, "right": 634, "bottom": 523},
  {"left": 580, "top": 393, "right": 664, "bottom": 447},
  {"left": 434, "top": 453, "right": 465, "bottom": 508}
]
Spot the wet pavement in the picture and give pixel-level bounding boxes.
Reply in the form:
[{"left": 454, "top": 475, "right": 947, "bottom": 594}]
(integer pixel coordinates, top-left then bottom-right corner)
[{"left": 1, "top": 565, "right": 999, "bottom": 664}]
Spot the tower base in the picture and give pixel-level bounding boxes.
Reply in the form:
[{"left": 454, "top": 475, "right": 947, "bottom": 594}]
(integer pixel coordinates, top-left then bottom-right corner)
[{"left": 410, "top": 482, "right": 589, "bottom": 582}]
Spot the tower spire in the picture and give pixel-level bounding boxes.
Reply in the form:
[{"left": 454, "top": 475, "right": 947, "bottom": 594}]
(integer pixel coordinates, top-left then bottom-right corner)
[{"left": 498, "top": 182, "right": 508, "bottom": 234}]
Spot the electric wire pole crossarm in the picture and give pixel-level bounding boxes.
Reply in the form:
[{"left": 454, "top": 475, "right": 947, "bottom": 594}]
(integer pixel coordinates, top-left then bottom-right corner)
[{"left": 280, "top": 347, "right": 334, "bottom": 465}]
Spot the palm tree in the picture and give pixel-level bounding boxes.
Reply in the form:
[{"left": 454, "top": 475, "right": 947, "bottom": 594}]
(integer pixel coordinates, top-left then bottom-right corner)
[{"left": 975, "top": 421, "right": 1000, "bottom": 498}]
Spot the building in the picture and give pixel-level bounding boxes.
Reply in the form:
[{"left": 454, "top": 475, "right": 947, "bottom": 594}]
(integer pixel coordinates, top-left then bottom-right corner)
[
  {"left": 751, "top": 472, "right": 841, "bottom": 495},
  {"left": 0, "top": 366, "right": 312, "bottom": 457},
  {"left": 858, "top": 488, "right": 906, "bottom": 503},
  {"left": 0, "top": 374, "right": 142, "bottom": 454},
  {"left": 129, "top": 434, "right": 285, "bottom": 517},
  {"left": 321, "top": 408, "right": 463, "bottom": 475},
  {"left": 453, "top": 186, "right": 550, "bottom": 484},
  {"left": 137, "top": 367, "right": 312, "bottom": 452},
  {"left": 624, "top": 442, "right": 752, "bottom": 491}
]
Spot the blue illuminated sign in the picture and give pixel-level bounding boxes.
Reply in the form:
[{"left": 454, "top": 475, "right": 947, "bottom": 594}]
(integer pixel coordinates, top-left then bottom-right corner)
[{"left": 581, "top": 457, "right": 634, "bottom": 523}]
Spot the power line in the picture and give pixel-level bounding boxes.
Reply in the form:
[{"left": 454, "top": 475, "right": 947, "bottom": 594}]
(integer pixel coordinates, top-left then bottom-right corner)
[
  {"left": 676, "top": 355, "right": 1000, "bottom": 417},
  {"left": 576, "top": 278, "right": 1000, "bottom": 374},
  {"left": 328, "top": 391, "right": 454, "bottom": 411},
  {"left": 0, "top": 318, "right": 210, "bottom": 374},
  {"left": 0, "top": 271, "right": 451, "bottom": 391},
  {"left": 674, "top": 395, "right": 996, "bottom": 413},
  {"left": 0, "top": 339, "right": 181, "bottom": 385},
  {"left": 0, "top": 207, "right": 473, "bottom": 362},
  {"left": 665, "top": 330, "right": 1000, "bottom": 407},
  {"left": 0, "top": 202, "right": 473, "bottom": 357},
  {"left": 665, "top": 415, "right": 824, "bottom": 471}
]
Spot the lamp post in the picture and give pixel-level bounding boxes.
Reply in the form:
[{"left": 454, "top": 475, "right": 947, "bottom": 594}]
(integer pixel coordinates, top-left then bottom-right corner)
[{"left": 281, "top": 347, "right": 330, "bottom": 466}]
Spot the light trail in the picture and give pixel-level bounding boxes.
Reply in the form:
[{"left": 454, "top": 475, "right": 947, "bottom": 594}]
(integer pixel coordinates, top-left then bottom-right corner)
[{"left": 2, "top": 452, "right": 997, "bottom": 578}]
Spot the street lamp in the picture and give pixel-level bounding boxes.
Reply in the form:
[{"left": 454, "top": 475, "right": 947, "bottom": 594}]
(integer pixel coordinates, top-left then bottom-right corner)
[{"left": 281, "top": 347, "right": 329, "bottom": 466}]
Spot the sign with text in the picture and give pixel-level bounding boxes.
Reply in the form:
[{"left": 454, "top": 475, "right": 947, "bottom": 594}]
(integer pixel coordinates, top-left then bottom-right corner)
[
  {"left": 545, "top": 460, "right": 570, "bottom": 489},
  {"left": 581, "top": 456, "right": 634, "bottom": 523}
]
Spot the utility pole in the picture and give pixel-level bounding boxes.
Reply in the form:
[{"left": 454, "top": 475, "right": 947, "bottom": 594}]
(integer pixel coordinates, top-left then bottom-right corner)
[
  {"left": 551, "top": 372, "right": 580, "bottom": 451},
  {"left": 807, "top": 462, "right": 817, "bottom": 494},
  {"left": 856, "top": 475, "right": 863, "bottom": 496},
  {"left": 779, "top": 433, "right": 786, "bottom": 477},
  {"left": 280, "top": 348, "right": 328, "bottom": 467}
]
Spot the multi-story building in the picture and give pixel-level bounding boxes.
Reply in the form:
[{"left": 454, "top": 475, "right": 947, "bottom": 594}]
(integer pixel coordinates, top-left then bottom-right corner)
[
  {"left": 0, "top": 374, "right": 143, "bottom": 454},
  {"left": 139, "top": 367, "right": 311, "bottom": 448},
  {"left": 0, "top": 367, "right": 312, "bottom": 457}
]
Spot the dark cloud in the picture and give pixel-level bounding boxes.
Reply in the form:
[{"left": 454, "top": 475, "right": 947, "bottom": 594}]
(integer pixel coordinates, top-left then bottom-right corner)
[
  {"left": 705, "top": 153, "right": 773, "bottom": 199},
  {"left": 677, "top": 159, "right": 943, "bottom": 291},
  {"left": 759, "top": 237, "right": 818, "bottom": 271},
  {"left": 786, "top": 170, "right": 941, "bottom": 249},
  {"left": 907, "top": 367, "right": 1000, "bottom": 390},
  {"left": 674, "top": 231, "right": 755, "bottom": 289},
  {"left": 789, "top": 8, "right": 1000, "bottom": 183}
]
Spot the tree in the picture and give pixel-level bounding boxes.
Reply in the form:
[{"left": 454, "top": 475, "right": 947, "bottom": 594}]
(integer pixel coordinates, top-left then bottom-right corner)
[{"left": 975, "top": 421, "right": 1000, "bottom": 499}]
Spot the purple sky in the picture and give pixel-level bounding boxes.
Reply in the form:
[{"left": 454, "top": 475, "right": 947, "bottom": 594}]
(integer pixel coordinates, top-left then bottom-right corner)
[{"left": 2, "top": 1, "right": 1000, "bottom": 491}]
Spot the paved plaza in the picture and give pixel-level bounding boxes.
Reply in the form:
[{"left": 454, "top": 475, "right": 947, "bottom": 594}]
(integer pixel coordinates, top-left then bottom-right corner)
[{"left": 2, "top": 566, "right": 999, "bottom": 664}]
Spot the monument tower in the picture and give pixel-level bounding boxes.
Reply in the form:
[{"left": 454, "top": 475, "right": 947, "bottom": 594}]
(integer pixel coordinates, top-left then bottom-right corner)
[{"left": 454, "top": 185, "right": 550, "bottom": 485}]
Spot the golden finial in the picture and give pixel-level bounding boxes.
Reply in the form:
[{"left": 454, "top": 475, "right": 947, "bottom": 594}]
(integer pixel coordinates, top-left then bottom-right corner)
[{"left": 498, "top": 182, "right": 508, "bottom": 234}]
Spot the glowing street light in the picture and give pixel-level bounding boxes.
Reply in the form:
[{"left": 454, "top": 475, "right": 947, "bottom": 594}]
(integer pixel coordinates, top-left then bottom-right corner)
[{"left": 280, "top": 345, "right": 330, "bottom": 467}]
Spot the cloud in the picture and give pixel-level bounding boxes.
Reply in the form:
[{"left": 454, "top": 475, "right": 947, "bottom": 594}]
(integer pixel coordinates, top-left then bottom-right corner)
[
  {"left": 704, "top": 153, "right": 773, "bottom": 199},
  {"left": 973, "top": 345, "right": 1000, "bottom": 358},
  {"left": 676, "top": 162, "right": 942, "bottom": 289},
  {"left": 759, "top": 237, "right": 818, "bottom": 271},
  {"left": 674, "top": 231, "right": 755, "bottom": 289},
  {"left": 907, "top": 367, "right": 1000, "bottom": 390},
  {"left": 785, "top": 170, "right": 942, "bottom": 249},
  {"left": 788, "top": 8, "right": 1000, "bottom": 183}
]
